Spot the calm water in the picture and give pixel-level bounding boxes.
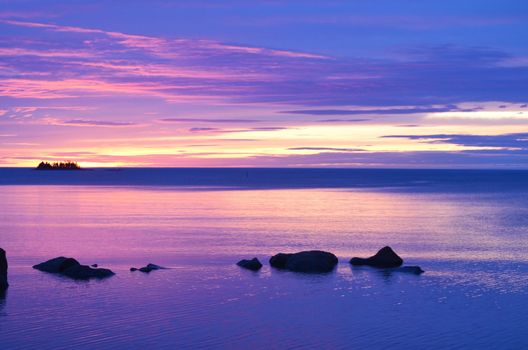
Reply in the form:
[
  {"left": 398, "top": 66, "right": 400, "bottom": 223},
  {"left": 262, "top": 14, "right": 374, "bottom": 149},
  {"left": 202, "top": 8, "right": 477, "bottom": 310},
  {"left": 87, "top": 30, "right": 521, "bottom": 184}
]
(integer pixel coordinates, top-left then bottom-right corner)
[{"left": 1, "top": 169, "right": 528, "bottom": 349}]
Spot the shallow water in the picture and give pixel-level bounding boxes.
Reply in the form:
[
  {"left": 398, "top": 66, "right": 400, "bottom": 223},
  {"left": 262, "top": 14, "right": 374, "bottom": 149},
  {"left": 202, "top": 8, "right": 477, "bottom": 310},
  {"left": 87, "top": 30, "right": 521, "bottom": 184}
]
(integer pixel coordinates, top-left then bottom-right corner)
[{"left": 1, "top": 169, "right": 528, "bottom": 349}]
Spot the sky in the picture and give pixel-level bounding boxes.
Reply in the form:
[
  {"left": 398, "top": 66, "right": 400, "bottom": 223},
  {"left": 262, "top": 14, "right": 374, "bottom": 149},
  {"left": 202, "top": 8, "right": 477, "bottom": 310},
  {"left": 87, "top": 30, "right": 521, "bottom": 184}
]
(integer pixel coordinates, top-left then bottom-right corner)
[{"left": 1, "top": 0, "right": 527, "bottom": 168}]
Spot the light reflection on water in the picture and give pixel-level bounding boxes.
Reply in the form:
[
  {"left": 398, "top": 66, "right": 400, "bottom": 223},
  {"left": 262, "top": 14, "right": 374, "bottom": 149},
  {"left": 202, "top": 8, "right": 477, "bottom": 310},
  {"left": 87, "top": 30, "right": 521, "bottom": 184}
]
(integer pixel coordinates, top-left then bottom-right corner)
[{"left": 0, "top": 185, "right": 528, "bottom": 349}]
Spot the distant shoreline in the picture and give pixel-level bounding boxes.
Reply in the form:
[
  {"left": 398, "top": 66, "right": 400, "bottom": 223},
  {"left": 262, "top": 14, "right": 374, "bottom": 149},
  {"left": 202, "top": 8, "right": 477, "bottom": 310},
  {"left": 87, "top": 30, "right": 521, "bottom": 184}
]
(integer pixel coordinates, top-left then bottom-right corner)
[{"left": 35, "top": 161, "right": 82, "bottom": 170}]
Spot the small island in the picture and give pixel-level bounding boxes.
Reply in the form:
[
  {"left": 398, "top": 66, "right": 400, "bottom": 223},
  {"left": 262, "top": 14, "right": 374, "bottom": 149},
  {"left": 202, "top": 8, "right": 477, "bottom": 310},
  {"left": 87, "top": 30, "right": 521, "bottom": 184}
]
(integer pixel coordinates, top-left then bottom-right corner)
[{"left": 36, "top": 161, "right": 82, "bottom": 170}]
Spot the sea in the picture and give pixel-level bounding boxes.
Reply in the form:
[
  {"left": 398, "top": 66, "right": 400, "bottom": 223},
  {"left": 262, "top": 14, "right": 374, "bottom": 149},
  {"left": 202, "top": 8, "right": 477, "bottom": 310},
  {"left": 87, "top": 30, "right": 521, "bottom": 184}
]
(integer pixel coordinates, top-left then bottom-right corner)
[{"left": 1, "top": 168, "right": 527, "bottom": 349}]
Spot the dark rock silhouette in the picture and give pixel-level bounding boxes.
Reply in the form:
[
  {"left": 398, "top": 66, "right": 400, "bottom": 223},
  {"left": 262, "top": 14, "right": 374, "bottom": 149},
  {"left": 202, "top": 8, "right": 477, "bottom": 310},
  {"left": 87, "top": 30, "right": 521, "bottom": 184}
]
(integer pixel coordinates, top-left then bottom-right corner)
[
  {"left": 236, "top": 257, "right": 263, "bottom": 271},
  {"left": 36, "top": 161, "right": 81, "bottom": 170},
  {"left": 61, "top": 264, "right": 114, "bottom": 279},
  {"left": 130, "top": 263, "right": 165, "bottom": 273},
  {"left": 269, "top": 253, "right": 293, "bottom": 269},
  {"left": 270, "top": 250, "right": 338, "bottom": 273},
  {"left": 91, "top": 264, "right": 98, "bottom": 267},
  {"left": 350, "top": 246, "right": 403, "bottom": 268},
  {"left": 33, "top": 257, "right": 79, "bottom": 273},
  {"left": 0, "top": 286, "right": 6, "bottom": 314},
  {"left": 33, "top": 257, "right": 114, "bottom": 280},
  {"left": 0, "top": 248, "right": 8, "bottom": 289}
]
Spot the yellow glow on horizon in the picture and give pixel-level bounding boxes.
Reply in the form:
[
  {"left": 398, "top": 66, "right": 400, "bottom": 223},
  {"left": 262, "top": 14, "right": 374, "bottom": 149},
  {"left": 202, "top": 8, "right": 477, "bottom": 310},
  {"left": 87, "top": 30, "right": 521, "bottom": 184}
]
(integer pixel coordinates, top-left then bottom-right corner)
[
  {"left": 2, "top": 121, "right": 528, "bottom": 167},
  {"left": 427, "top": 110, "right": 528, "bottom": 120}
]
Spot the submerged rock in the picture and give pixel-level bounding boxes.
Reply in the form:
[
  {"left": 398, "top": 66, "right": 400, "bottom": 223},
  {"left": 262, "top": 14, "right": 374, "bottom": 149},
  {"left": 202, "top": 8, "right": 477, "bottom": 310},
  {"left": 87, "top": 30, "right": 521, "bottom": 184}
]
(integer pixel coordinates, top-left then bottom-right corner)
[
  {"left": 349, "top": 246, "right": 403, "bottom": 268},
  {"left": 394, "top": 266, "right": 425, "bottom": 274},
  {"left": 33, "top": 257, "right": 114, "bottom": 280},
  {"left": 130, "top": 263, "right": 166, "bottom": 273},
  {"left": 0, "top": 248, "right": 8, "bottom": 289},
  {"left": 236, "top": 258, "right": 263, "bottom": 271},
  {"left": 270, "top": 250, "right": 338, "bottom": 273}
]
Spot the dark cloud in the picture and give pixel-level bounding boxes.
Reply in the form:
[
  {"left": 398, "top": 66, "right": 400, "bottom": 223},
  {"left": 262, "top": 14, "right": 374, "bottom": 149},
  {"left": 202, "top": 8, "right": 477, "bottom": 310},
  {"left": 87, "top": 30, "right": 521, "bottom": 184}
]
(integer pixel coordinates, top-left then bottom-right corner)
[
  {"left": 317, "top": 119, "right": 370, "bottom": 123},
  {"left": 63, "top": 119, "right": 136, "bottom": 126},
  {"left": 242, "top": 149, "right": 528, "bottom": 168},
  {"left": 189, "top": 126, "right": 288, "bottom": 133},
  {"left": 288, "top": 147, "right": 364, "bottom": 152},
  {"left": 281, "top": 105, "right": 474, "bottom": 116},
  {"left": 250, "top": 127, "right": 288, "bottom": 131},
  {"left": 160, "top": 118, "right": 261, "bottom": 123},
  {"left": 189, "top": 127, "right": 218, "bottom": 132},
  {"left": 383, "top": 132, "right": 528, "bottom": 149}
]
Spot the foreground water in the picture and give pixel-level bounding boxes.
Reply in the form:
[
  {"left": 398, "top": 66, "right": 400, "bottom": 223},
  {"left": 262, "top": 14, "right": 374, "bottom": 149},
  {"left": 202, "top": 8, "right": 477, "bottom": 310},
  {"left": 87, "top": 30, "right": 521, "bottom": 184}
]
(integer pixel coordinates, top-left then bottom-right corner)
[{"left": 1, "top": 169, "right": 528, "bottom": 349}]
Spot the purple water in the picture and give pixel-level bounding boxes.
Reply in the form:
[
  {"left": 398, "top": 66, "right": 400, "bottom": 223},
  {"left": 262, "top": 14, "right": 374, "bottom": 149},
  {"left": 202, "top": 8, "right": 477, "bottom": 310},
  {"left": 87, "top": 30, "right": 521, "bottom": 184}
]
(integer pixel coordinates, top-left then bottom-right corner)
[{"left": 1, "top": 169, "right": 528, "bottom": 349}]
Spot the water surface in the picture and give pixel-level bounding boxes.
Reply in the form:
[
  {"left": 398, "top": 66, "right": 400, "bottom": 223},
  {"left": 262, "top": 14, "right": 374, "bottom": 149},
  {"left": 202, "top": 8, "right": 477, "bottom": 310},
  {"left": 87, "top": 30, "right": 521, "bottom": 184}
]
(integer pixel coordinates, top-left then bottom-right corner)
[{"left": 1, "top": 169, "right": 527, "bottom": 349}]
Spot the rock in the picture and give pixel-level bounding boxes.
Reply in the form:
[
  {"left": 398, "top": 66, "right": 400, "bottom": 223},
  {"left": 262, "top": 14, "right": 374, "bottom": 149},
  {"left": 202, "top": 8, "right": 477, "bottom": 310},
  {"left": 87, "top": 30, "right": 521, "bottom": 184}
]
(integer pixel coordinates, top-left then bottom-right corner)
[
  {"left": 33, "top": 257, "right": 79, "bottom": 273},
  {"left": 285, "top": 251, "right": 338, "bottom": 273},
  {"left": 269, "top": 253, "right": 293, "bottom": 269},
  {"left": 91, "top": 264, "right": 98, "bottom": 268},
  {"left": 131, "top": 263, "right": 165, "bottom": 273},
  {"left": 349, "top": 246, "right": 403, "bottom": 268},
  {"left": 33, "top": 257, "right": 115, "bottom": 280},
  {"left": 394, "top": 266, "right": 424, "bottom": 274},
  {"left": 270, "top": 250, "right": 338, "bottom": 273},
  {"left": 0, "top": 248, "right": 8, "bottom": 289},
  {"left": 61, "top": 264, "right": 114, "bottom": 279},
  {"left": 236, "top": 258, "right": 263, "bottom": 271}
]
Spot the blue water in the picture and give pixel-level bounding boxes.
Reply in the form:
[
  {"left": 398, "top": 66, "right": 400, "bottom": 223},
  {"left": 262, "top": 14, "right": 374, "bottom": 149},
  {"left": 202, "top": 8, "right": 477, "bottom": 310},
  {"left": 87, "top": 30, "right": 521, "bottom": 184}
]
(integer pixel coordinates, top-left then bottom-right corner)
[
  {"left": 1, "top": 168, "right": 528, "bottom": 191},
  {"left": 1, "top": 168, "right": 528, "bottom": 349}
]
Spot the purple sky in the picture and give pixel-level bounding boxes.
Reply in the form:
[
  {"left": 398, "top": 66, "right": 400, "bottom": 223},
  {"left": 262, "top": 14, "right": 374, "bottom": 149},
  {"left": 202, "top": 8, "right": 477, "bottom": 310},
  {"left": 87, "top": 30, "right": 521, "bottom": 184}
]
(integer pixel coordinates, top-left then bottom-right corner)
[{"left": 1, "top": 1, "right": 528, "bottom": 167}]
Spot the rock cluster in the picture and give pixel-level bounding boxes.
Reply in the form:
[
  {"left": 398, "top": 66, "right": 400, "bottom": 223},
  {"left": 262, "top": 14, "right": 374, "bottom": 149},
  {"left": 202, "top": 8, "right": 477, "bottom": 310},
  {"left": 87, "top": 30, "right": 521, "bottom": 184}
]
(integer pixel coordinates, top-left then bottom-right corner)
[
  {"left": 130, "top": 263, "right": 165, "bottom": 273},
  {"left": 238, "top": 246, "right": 423, "bottom": 275},
  {"left": 33, "top": 257, "right": 115, "bottom": 280}
]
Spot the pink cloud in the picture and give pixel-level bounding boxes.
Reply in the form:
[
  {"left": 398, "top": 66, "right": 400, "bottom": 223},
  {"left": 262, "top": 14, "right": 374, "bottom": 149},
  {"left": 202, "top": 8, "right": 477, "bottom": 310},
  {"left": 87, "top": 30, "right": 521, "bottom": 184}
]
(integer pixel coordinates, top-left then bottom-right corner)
[
  {"left": 207, "top": 43, "right": 329, "bottom": 60},
  {"left": 66, "top": 60, "right": 267, "bottom": 81},
  {"left": 0, "top": 78, "right": 226, "bottom": 101},
  {"left": 2, "top": 19, "right": 329, "bottom": 60},
  {"left": 0, "top": 47, "right": 95, "bottom": 58}
]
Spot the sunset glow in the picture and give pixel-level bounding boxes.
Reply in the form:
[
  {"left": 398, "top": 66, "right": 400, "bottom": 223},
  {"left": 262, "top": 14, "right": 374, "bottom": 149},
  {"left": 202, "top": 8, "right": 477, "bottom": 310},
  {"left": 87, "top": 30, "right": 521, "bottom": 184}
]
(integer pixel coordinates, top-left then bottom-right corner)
[{"left": 1, "top": 1, "right": 527, "bottom": 167}]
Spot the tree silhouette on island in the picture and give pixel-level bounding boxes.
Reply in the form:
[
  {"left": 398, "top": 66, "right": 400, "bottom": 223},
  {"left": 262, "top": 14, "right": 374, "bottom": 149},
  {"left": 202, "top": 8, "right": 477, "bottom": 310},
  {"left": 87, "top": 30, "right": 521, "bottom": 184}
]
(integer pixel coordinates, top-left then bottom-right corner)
[{"left": 36, "top": 161, "right": 81, "bottom": 170}]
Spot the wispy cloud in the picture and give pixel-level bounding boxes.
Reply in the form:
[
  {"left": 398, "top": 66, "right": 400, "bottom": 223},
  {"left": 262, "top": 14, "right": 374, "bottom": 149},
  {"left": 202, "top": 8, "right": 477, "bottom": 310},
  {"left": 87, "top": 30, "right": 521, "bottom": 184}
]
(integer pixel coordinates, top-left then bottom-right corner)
[
  {"left": 1, "top": 10, "right": 528, "bottom": 168},
  {"left": 317, "top": 119, "right": 370, "bottom": 123},
  {"left": 188, "top": 126, "right": 288, "bottom": 133},
  {"left": 1, "top": 19, "right": 327, "bottom": 60},
  {"left": 288, "top": 147, "right": 364, "bottom": 152},
  {"left": 50, "top": 151, "right": 98, "bottom": 157},
  {"left": 189, "top": 127, "right": 218, "bottom": 132},
  {"left": 60, "top": 119, "right": 137, "bottom": 127},
  {"left": 161, "top": 118, "right": 262, "bottom": 123},
  {"left": 2, "top": 20, "right": 527, "bottom": 107},
  {"left": 280, "top": 105, "right": 476, "bottom": 115},
  {"left": 383, "top": 132, "right": 528, "bottom": 150}
]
